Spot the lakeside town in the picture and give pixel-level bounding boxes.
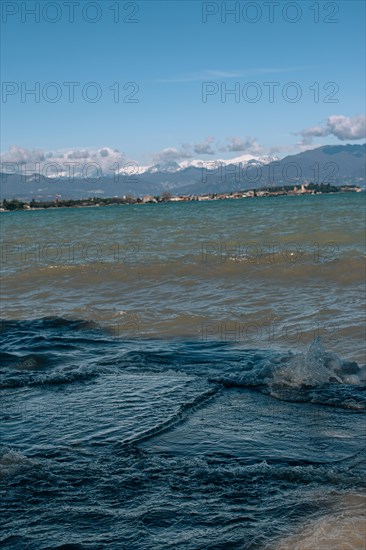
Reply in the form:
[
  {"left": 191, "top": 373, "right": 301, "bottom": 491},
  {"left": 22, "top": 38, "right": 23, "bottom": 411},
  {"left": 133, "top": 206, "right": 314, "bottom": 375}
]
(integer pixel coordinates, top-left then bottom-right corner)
[{"left": 0, "top": 182, "right": 363, "bottom": 211}]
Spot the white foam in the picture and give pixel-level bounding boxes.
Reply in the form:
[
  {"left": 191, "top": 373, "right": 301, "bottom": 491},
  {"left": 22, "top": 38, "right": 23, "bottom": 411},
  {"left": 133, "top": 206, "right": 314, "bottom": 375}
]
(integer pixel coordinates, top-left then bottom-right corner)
[
  {"left": 271, "top": 339, "right": 365, "bottom": 389},
  {"left": 273, "top": 493, "right": 366, "bottom": 550}
]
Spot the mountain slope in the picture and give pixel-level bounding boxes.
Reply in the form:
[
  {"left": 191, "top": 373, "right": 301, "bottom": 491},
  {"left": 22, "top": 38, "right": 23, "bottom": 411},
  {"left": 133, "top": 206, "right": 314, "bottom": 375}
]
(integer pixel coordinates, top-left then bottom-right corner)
[{"left": 1, "top": 144, "right": 364, "bottom": 200}]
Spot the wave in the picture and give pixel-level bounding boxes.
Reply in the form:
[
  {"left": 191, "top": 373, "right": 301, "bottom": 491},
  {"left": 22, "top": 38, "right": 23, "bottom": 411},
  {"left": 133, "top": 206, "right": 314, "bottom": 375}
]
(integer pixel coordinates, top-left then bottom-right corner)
[
  {"left": 2, "top": 251, "right": 365, "bottom": 284},
  {"left": 1, "top": 441, "right": 365, "bottom": 549},
  {"left": 0, "top": 362, "right": 105, "bottom": 389},
  {"left": 1, "top": 318, "right": 365, "bottom": 409},
  {"left": 270, "top": 492, "right": 366, "bottom": 550},
  {"left": 212, "top": 339, "right": 366, "bottom": 410},
  {"left": 122, "top": 385, "right": 222, "bottom": 445}
]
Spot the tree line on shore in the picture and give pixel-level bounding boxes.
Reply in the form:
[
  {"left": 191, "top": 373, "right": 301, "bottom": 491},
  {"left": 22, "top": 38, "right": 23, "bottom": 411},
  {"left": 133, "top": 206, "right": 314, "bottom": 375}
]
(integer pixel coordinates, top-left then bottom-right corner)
[{"left": 0, "top": 183, "right": 361, "bottom": 211}]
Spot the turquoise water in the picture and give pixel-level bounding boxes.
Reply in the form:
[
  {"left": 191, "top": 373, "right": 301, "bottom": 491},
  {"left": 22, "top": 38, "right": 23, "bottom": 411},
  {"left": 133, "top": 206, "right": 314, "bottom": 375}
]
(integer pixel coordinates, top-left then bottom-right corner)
[{"left": 1, "top": 193, "right": 365, "bottom": 548}]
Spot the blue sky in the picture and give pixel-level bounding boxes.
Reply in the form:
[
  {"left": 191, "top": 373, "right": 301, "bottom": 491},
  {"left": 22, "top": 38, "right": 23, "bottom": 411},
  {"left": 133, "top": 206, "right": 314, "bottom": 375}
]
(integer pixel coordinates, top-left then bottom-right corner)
[{"left": 1, "top": 0, "right": 365, "bottom": 166}]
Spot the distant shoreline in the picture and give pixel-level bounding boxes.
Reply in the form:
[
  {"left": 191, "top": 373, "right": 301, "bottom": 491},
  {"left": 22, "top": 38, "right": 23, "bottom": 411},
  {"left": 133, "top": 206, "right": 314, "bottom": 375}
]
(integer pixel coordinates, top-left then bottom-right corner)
[{"left": 0, "top": 183, "right": 363, "bottom": 212}]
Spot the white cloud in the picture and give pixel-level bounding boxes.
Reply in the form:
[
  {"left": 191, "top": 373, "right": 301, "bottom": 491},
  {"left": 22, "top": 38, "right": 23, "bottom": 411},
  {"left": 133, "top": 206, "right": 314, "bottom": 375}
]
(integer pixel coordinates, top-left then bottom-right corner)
[
  {"left": 0, "top": 145, "right": 46, "bottom": 164},
  {"left": 194, "top": 137, "right": 215, "bottom": 155},
  {"left": 67, "top": 150, "right": 90, "bottom": 160},
  {"left": 298, "top": 115, "right": 366, "bottom": 144},
  {"left": 156, "top": 66, "right": 317, "bottom": 83},
  {"left": 326, "top": 115, "right": 366, "bottom": 140},
  {"left": 153, "top": 144, "right": 192, "bottom": 164},
  {"left": 153, "top": 139, "right": 217, "bottom": 163},
  {"left": 0, "top": 146, "right": 132, "bottom": 176},
  {"left": 222, "top": 137, "right": 264, "bottom": 154}
]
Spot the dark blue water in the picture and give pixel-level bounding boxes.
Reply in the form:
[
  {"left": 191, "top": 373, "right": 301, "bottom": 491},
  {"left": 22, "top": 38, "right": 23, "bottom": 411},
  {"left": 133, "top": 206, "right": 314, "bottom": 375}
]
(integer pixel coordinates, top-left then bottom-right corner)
[{"left": 1, "top": 318, "right": 365, "bottom": 549}]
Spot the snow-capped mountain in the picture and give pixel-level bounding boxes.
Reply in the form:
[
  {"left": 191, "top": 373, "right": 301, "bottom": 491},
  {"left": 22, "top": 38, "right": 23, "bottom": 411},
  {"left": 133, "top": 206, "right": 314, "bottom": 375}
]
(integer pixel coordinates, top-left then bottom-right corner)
[
  {"left": 0, "top": 153, "right": 280, "bottom": 179},
  {"left": 144, "top": 161, "right": 182, "bottom": 174},
  {"left": 142, "top": 154, "right": 279, "bottom": 174},
  {"left": 1, "top": 145, "right": 364, "bottom": 200},
  {"left": 178, "top": 153, "right": 279, "bottom": 170}
]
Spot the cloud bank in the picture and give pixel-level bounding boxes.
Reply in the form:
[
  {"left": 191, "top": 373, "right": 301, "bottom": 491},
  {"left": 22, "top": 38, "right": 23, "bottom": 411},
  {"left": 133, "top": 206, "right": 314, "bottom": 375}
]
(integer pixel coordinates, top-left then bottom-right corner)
[
  {"left": 2, "top": 115, "right": 364, "bottom": 174},
  {"left": 0, "top": 146, "right": 129, "bottom": 176}
]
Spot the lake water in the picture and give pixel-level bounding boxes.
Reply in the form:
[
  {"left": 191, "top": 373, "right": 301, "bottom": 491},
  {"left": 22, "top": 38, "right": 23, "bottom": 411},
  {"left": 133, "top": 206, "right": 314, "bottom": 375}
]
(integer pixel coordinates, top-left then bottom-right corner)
[{"left": 1, "top": 193, "right": 365, "bottom": 549}]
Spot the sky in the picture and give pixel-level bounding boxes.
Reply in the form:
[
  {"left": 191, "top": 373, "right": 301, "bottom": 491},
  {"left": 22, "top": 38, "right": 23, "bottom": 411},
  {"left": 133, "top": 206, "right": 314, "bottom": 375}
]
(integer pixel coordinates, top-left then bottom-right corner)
[{"left": 1, "top": 0, "right": 365, "bottom": 169}]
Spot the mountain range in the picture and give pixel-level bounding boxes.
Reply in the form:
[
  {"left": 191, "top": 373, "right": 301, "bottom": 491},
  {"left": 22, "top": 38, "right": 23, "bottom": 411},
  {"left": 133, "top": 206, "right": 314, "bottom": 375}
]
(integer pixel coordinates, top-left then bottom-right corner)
[{"left": 1, "top": 144, "right": 365, "bottom": 201}]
